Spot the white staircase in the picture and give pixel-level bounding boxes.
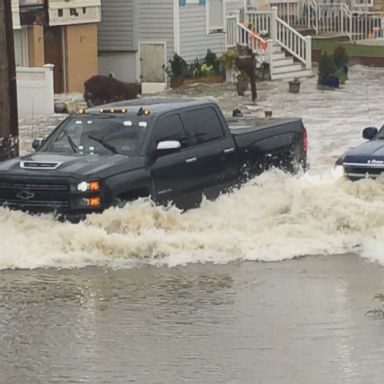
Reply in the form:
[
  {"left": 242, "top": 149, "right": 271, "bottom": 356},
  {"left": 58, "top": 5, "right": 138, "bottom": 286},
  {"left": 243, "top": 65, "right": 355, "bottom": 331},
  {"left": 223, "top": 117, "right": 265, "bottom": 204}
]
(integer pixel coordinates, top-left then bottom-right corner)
[
  {"left": 226, "top": 8, "right": 314, "bottom": 81},
  {"left": 271, "top": 44, "right": 312, "bottom": 80}
]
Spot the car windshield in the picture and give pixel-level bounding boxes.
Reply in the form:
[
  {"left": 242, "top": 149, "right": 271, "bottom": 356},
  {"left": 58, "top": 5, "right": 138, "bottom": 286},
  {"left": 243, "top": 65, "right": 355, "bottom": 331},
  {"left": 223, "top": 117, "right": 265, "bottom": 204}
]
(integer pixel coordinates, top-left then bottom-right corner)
[
  {"left": 376, "top": 129, "right": 384, "bottom": 139},
  {"left": 39, "top": 115, "right": 150, "bottom": 156}
]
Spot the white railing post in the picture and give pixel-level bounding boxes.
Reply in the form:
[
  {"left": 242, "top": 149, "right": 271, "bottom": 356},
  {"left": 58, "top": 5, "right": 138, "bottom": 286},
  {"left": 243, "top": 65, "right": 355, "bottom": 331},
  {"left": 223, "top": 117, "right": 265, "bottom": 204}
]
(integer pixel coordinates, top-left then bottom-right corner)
[
  {"left": 270, "top": 6, "right": 278, "bottom": 41},
  {"left": 305, "top": 35, "right": 312, "bottom": 70},
  {"left": 267, "top": 38, "right": 274, "bottom": 79}
]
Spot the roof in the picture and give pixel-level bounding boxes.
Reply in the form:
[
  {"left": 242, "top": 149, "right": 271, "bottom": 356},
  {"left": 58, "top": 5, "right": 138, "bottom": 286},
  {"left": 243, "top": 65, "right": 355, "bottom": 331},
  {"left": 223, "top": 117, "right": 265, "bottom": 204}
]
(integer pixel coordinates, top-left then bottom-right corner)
[{"left": 86, "top": 97, "right": 216, "bottom": 116}]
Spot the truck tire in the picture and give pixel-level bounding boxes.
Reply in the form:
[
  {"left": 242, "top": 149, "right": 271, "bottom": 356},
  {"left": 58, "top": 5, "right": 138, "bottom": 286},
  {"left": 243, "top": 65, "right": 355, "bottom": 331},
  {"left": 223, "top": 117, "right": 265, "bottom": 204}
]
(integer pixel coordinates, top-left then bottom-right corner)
[{"left": 288, "top": 143, "right": 307, "bottom": 174}]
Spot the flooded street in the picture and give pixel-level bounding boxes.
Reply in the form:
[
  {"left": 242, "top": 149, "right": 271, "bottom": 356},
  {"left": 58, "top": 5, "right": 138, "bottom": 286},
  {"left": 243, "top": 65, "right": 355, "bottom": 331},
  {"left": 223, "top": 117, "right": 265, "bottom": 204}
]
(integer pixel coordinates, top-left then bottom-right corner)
[
  {"left": 3, "top": 65, "right": 384, "bottom": 383},
  {"left": 2, "top": 257, "right": 384, "bottom": 384}
]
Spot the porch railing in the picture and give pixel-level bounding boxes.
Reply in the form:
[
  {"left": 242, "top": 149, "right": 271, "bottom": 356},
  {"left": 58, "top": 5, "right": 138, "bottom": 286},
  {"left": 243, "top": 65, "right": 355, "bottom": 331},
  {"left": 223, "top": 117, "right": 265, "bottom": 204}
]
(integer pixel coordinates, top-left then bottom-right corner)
[
  {"left": 226, "top": 7, "right": 312, "bottom": 77},
  {"left": 275, "top": 14, "right": 312, "bottom": 68},
  {"left": 226, "top": 14, "right": 269, "bottom": 55},
  {"left": 269, "top": 0, "right": 384, "bottom": 41}
]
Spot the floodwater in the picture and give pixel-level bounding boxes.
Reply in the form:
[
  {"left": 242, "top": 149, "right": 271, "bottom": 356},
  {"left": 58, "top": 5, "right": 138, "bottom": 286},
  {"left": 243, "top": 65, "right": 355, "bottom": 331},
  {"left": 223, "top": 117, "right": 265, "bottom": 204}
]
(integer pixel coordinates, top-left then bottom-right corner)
[{"left": 2, "top": 66, "right": 384, "bottom": 383}]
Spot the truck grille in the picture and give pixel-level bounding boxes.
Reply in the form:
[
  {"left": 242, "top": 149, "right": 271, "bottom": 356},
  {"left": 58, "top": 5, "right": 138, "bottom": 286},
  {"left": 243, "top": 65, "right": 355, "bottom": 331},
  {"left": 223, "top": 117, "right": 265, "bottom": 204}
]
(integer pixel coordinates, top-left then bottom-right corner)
[
  {"left": 0, "top": 179, "right": 71, "bottom": 212},
  {"left": 344, "top": 163, "right": 384, "bottom": 180}
]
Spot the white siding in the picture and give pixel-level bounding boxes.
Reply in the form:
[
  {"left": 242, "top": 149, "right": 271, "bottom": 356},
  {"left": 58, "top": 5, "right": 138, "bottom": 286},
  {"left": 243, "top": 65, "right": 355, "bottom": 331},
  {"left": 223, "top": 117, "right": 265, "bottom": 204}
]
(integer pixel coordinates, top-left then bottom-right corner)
[
  {"left": 98, "top": 0, "right": 136, "bottom": 51},
  {"left": 48, "top": 0, "right": 100, "bottom": 7},
  {"left": 180, "top": 4, "right": 226, "bottom": 62},
  {"left": 137, "top": 0, "right": 174, "bottom": 60},
  {"left": 225, "top": 0, "right": 244, "bottom": 14},
  {"left": 48, "top": 0, "right": 101, "bottom": 25}
]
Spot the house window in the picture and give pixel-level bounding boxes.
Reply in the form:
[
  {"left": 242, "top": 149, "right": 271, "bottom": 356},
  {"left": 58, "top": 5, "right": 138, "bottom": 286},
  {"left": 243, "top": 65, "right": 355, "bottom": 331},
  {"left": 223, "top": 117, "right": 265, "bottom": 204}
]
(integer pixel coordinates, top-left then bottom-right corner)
[{"left": 207, "top": 0, "right": 224, "bottom": 33}]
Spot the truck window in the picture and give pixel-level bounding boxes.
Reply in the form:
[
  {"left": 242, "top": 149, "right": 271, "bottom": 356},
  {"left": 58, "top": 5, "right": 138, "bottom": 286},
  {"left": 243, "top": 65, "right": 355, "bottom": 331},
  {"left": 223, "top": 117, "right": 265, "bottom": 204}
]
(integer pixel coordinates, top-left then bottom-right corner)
[
  {"left": 154, "top": 114, "right": 188, "bottom": 147},
  {"left": 39, "top": 115, "right": 148, "bottom": 156},
  {"left": 186, "top": 108, "right": 224, "bottom": 144}
]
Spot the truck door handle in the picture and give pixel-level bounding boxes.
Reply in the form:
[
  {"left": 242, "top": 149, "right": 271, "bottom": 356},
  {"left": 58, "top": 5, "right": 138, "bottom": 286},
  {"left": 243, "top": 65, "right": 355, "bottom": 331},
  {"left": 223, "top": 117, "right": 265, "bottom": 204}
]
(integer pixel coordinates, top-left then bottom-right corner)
[
  {"left": 224, "top": 147, "right": 235, "bottom": 154},
  {"left": 185, "top": 157, "right": 197, "bottom": 163}
]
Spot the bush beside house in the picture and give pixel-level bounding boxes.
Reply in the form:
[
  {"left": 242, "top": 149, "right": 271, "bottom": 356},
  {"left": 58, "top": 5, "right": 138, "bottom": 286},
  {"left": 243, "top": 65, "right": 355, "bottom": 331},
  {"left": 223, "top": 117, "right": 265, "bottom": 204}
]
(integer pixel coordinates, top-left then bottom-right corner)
[
  {"left": 318, "top": 45, "right": 349, "bottom": 89},
  {"left": 165, "top": 50, "right": 225, "bottom": 89}
]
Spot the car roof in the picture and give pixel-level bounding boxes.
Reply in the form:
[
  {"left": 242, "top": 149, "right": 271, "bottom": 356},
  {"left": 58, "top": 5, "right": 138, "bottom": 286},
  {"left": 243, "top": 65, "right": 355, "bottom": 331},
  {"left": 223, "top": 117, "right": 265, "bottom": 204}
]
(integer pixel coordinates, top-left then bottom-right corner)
[{"left": 86, "top": 97, "right": 216, "bottom": 116}]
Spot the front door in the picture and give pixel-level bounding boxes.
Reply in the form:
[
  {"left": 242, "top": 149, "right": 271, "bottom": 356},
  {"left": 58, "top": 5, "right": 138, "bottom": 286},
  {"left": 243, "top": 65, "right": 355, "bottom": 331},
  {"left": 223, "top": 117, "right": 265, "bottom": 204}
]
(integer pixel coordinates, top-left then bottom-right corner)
[
  {"left": 140, "top": 43, "right": 166, "bottom": 94},
  {"left": 44, "top": 26, "right": 65, "bottom": 93}
]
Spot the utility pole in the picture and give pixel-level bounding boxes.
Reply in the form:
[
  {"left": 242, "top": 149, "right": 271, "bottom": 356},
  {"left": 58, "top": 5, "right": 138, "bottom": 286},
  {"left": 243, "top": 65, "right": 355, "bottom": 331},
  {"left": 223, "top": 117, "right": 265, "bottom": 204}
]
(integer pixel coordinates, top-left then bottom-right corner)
[{"left": 0, "top": 0, "right": 19, "bottom": 161}]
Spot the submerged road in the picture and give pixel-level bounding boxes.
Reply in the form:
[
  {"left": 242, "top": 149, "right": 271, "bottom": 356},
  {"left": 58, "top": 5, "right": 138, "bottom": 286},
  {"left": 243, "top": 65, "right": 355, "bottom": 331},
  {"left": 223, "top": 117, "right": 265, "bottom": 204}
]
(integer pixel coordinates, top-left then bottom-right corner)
[{"left": 2, "top": 65, "right": 384, "bottom": 383}]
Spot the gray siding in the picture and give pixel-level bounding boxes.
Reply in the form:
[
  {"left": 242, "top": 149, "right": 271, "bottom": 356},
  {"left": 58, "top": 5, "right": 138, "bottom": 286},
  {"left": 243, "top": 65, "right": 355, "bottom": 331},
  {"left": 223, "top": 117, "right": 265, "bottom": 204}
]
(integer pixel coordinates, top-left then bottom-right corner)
[
  {"left": 137, "top": 0, "right": 174, "bottom": 61},
  {"left": 98, "top": 0, "right": 136, "bottom": 51},
  {"left": 226, "top": 0, "right": 243, "bottom": 14},
  {"left": 98, "top": 52, "right": 138, "bottom": 83},
  {"left": 179, "top": 4, "right": 226, "bottom": 63}
]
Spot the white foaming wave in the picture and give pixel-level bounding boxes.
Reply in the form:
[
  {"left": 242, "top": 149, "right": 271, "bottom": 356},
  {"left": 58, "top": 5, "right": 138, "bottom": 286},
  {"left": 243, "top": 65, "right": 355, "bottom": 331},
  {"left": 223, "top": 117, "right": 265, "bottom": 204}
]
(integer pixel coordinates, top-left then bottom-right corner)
[{"left": 2, "top": 169, "right": 384, "bottom": 269}]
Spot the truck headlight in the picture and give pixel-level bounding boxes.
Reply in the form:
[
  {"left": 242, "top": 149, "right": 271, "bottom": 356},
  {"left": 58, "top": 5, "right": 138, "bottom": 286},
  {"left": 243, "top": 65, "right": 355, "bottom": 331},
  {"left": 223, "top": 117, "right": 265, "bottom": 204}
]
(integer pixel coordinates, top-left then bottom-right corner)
[
  {"left": 77, "top": 181, "right": 101, "bottom": 192},
  {"left": 333, "top": 165, "right": 344, "bottom": 179}
]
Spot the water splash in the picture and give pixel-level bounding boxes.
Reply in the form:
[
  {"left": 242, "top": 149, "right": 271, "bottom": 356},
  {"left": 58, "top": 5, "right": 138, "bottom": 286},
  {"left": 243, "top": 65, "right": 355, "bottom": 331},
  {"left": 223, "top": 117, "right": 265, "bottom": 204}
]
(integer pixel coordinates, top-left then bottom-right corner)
[
  {"left": 2, "top": 169, "right": 384, "bottom": 270},
  {"left": 7, "top": 65, "right": 384, "bottom": 270}
]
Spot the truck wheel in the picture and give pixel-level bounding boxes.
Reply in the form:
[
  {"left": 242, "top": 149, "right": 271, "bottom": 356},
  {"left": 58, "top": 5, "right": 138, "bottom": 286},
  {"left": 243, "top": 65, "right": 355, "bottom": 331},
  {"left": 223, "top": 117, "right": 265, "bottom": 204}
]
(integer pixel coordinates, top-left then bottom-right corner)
[{"left": 289, "top": 144, "right": 306, "bottom": 174}]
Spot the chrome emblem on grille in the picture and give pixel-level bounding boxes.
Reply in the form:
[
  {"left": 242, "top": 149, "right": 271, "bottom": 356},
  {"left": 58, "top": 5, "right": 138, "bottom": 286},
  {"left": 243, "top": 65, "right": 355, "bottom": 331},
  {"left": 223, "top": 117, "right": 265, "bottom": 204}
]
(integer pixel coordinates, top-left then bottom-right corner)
[{"left": 16, "top": 190, "right": 35, "bottom": 200}]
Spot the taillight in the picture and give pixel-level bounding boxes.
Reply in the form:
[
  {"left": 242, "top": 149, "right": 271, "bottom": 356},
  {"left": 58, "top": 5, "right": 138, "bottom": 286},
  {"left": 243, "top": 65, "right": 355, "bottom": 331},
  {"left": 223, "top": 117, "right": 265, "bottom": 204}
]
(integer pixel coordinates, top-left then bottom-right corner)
[{"left": 302, "top": 127, "right": 308, "bottom": 153}]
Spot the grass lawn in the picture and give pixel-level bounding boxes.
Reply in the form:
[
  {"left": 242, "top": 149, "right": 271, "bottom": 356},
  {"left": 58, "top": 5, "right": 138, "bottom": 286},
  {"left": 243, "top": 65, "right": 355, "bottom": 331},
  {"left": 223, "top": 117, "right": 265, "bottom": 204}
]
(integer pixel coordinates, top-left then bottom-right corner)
[{"left": 313, "top": 39, "right": 384, "bottom": 57}]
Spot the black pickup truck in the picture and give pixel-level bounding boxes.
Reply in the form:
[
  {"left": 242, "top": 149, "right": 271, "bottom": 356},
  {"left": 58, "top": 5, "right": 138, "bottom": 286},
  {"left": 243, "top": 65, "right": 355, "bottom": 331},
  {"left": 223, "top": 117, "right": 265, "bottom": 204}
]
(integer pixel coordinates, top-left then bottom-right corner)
[{"left": 0, "top": 98, "right": 307, "bottom": 221}]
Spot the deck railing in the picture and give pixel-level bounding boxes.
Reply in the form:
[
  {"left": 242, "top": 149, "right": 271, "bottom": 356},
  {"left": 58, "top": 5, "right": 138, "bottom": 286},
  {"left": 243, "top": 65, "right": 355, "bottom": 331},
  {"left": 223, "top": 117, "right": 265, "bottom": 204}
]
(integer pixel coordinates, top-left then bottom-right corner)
[
  {"left": 226, "top": 7, "right": 312, "bottom": 77},
  {"left": 268, "top": 0, "right": 384, "bottom": 41}
]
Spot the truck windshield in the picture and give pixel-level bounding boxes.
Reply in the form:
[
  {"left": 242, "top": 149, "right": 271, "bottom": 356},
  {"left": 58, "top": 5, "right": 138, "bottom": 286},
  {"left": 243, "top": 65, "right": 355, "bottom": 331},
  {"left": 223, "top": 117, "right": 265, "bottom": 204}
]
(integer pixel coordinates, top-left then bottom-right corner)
[{"left": 39, "top": 115, "right": 149, "bottom": 156}]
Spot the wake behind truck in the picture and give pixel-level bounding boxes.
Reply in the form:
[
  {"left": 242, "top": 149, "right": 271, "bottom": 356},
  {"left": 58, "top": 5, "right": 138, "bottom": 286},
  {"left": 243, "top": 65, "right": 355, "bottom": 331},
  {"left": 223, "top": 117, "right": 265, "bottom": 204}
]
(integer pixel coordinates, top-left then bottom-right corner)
[{"left": 0, "top": 98, "right": 307, "bottom": 221}]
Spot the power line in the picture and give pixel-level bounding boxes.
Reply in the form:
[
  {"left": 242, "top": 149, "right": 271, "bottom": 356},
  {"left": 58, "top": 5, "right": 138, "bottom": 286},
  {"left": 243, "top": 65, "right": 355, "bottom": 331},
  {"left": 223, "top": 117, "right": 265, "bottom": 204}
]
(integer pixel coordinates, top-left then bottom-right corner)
[{"left": 0, "top": 0, "right": 19, "bottom": 161}]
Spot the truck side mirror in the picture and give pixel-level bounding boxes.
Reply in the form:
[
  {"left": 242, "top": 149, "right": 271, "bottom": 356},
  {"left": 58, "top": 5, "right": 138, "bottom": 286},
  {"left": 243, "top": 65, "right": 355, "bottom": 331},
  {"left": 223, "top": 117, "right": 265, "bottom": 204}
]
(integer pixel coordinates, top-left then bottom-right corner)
[
  {"left": 32, "top": 138, "right": 45, "bottom": 150},
  {"left": 156, "top": 140, "right": 181, "bottom": 152},
  {"left": 362, "top": 127, "right": 378, "bottom": 140}
]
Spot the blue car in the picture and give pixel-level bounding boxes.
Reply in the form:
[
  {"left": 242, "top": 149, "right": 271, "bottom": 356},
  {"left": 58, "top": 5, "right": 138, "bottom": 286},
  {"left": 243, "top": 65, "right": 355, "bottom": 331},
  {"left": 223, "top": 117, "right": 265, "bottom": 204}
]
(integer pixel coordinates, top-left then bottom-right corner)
[{"left": 335, "top": 125, "right": 384, "bottom": 180}]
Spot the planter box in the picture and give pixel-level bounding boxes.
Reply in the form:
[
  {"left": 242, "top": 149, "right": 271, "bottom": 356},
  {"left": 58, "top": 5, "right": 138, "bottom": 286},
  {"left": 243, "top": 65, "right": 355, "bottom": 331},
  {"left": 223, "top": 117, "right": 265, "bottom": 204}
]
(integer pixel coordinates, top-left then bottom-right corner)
[
  {"left": 182, "top": 76, "right": 225, "bottom": 86},
  {"left": 318, "top": 76, "right": 340, "bottom": 88},
  {"left": 170, "top": 75, "right": 225, "bottom": 89},
  {"left": 288, "top": 80, "right": 301, "bottom": 93}
]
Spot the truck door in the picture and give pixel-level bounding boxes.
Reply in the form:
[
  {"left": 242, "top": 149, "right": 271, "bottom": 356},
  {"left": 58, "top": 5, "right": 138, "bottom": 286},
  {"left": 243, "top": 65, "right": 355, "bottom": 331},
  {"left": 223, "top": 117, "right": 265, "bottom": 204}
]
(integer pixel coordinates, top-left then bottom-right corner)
[
  {"left": 184, "top": 107, "right": 238, "bottom": 199},
  {"left": 150, "top": 113, "right": 201, "bottom": 209}
]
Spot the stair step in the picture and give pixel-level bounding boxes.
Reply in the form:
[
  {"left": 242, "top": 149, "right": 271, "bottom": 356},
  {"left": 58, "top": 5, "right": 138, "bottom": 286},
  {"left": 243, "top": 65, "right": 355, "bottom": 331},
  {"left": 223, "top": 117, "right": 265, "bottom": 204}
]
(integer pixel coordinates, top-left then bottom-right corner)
[
  {"left": 273, "top": 58, "right": 294, "bottom": 67},
  {"left": 272, "top": 52, "right": 286, "bottom": 60},
  {"left": 273, "top": 63, "right": 303, "bottom": 74},
  {"left": 271, "top": 69, "right": 313, "bottom": 80}
]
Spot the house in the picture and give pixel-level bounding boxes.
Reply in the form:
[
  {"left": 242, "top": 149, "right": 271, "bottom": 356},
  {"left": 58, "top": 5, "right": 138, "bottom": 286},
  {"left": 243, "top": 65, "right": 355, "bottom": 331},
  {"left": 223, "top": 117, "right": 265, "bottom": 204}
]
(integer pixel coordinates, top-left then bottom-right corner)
[
  {"left": 98, "top": 0, "right": 246, "bottom": 92},
  {"left": 11, "top": 0, "right": 101, "bottom": 93}
]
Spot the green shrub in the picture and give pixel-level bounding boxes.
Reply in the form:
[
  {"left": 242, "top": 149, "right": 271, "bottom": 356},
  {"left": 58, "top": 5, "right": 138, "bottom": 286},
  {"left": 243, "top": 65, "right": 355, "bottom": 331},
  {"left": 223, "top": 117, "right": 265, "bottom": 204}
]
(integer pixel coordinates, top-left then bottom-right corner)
[
  {"left": 204, "top": 49, "right": 221, "bottom": 75},
  {"left": 332, "top": 45, "right": 349, "bottom": 68},
  {"left": 165, "top": 53, "right": 189, "bottom": 78},
  {"left": 219, "top": 48, "right": 240, "bottom": 72},
  {"left": 318, "top": 52, "right": 337, "bottom": 78}
]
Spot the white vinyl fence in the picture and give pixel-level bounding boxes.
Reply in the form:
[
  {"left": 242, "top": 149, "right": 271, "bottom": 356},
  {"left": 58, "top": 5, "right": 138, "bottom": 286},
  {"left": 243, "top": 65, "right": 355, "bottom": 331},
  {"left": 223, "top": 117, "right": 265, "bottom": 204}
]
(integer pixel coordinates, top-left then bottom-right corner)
[{"left": 16, "top": 64, "right": 55, "bottom": 118}]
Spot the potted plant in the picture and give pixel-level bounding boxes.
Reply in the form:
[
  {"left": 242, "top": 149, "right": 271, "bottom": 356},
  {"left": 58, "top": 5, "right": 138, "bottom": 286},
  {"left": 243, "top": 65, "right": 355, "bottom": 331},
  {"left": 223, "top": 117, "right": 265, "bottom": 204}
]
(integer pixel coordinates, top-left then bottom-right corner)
[
  {"left": 288, "top": 77, "right": 301, "bottom": 93},
  {"left": 220, "top": 48, "right": 240, "bottom": 83},
  {"left": 332, "top": 45, "right": 349, "bottom": 83},
  {"left": 318, "top": 52, "right": 339, "bottom": 88}
]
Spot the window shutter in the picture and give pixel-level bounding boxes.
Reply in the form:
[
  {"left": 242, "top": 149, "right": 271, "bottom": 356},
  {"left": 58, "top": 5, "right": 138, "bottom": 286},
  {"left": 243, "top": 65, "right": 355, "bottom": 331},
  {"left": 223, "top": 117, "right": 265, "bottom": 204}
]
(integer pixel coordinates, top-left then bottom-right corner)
[{"left": 208, "top": 0, "right": 224, "bottom": 31}]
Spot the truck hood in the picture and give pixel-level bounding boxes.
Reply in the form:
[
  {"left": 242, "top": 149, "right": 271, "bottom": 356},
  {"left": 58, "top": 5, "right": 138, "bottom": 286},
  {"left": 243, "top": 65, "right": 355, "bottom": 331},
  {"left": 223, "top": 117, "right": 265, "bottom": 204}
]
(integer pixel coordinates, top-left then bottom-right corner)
[
  {"left": 0, "top": 153, "right": 146, "bottom": 177},
  {"left": 342, "top": 140, "right": 384, "bottom": 164}
]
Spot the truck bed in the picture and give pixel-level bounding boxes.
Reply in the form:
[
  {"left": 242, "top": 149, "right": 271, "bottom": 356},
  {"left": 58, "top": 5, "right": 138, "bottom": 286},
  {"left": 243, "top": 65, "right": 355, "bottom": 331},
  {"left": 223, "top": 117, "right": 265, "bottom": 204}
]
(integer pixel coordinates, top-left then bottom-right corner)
[
  {"left": 226, "top": 116, "right": 305, "bottom": 174},
  {"left": 226, "top": 117, "right": 303, "bottom": 135}
]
